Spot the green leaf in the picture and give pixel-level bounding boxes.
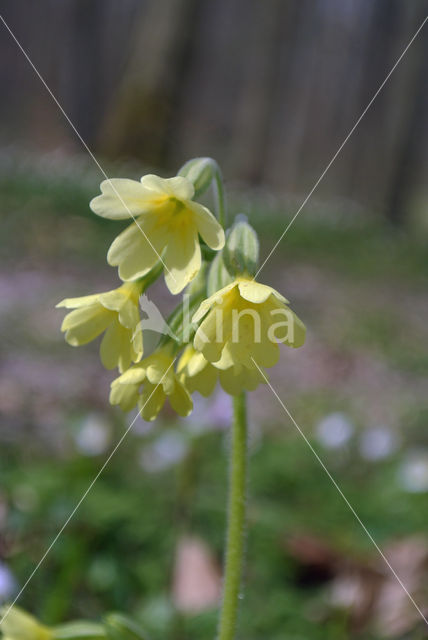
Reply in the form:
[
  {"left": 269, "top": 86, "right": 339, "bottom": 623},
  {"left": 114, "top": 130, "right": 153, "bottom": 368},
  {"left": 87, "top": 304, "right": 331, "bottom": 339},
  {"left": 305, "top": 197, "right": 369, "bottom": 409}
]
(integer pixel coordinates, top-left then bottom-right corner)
[
  {"left": 52, "top": 621, "right": 106, "bottom": 639},
  {"left": 104, "top": 613, "right": 149, "bottom": 640}
]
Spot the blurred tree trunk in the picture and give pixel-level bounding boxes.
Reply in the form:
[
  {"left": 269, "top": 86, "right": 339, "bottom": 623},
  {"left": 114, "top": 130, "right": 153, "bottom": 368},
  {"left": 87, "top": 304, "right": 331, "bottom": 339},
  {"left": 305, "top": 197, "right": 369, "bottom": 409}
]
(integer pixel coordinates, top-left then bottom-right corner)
[
  {"left": 227, "top": 0, "right": 285, "bottom": 184},
  {"left": 1, "top": 0, "right": 427, "bottom": 221},
  {"left": 98, "top": 0, "right": 198, "bottom": 167},
  {"left": 386, "top": 27, "right": 428, "bottom": 225}
]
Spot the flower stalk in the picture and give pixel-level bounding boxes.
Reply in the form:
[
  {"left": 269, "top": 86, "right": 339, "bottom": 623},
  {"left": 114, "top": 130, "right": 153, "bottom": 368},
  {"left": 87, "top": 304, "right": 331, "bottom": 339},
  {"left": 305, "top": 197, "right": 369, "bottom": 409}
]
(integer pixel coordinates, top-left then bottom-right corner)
[
  {"left": 217, "top": 392, "right": 248, "bottom": 640},
  {"left": 212, "top": 166, "right": 227, "bottom": 228}
]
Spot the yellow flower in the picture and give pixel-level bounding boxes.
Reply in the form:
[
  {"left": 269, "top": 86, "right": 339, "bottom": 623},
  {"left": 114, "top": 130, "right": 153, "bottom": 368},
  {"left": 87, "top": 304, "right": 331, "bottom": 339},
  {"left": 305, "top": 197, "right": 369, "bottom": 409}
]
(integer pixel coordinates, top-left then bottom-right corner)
[
  {"left": 110, "top": 347, "right": 193, "bottom": 421},
  {"left": 0, "top": 606, "right": 52, "bottom": 640},
  {"left": 57, "top": 281, "right": 143, "bottom": 373},
  {"left": 192, "top": 277, "right": 305, "bottom": 369},
  {"left": 177, "top": 345, "right": 218, "bottom": 397},
  {"left": 90, "top": 175, "right": 225, "bottom": 294},
  {"left": 177, "top": 345, "right": 267, "bottom": 396}
]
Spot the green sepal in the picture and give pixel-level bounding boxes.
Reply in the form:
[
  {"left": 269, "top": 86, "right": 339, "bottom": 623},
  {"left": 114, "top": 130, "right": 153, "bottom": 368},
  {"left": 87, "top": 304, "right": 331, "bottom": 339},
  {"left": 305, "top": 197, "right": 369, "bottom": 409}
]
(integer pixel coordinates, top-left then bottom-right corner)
[
  {"left": 163, "top": 291, "right": 206, "bottom": 347},
  {"left": 222, "top": 217, "right": 259, "bottom": 277},
  {"left": 177, "top": 157, "right": 217, "bottom": 197},
  {"left": 207, "top": 251, "right": 234, "bottom": 297}
]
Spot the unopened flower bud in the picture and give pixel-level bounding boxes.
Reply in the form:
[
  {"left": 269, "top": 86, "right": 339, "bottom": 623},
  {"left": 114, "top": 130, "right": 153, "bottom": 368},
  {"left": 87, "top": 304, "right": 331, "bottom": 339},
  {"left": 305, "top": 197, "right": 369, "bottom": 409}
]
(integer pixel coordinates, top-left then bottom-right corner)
[
  {"left": 207, "top": 252, "right": 234, "bottom": 296},
  {"left": 178, "top": 157, "right": 217, "bottom": 197},
  {"left": 222, "top": 218, "right": 259, "bottom": 277}
]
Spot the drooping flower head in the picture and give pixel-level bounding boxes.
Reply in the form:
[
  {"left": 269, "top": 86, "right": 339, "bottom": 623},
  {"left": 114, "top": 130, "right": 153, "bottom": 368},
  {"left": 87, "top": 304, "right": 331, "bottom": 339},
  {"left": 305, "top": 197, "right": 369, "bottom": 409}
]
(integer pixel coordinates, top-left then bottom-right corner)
[
  {"left": 192, "top": 277, "right": 306, "bottom": 370},
  {"left": 57, "top": 281, "right": 143, "bottom": 373},
  {"left": 177, "top": 345, "right": 267, "bottom": 397},
  {"left": 110, "top": 346, "right": 193, "bottom": 421},
  {"left": 90, "top": 175, "right": 225, "bottom": 294}
]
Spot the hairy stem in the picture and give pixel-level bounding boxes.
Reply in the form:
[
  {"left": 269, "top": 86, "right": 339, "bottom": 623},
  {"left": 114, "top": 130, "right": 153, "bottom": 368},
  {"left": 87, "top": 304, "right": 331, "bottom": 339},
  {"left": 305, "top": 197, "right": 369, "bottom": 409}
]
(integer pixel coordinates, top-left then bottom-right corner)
[
  {"left": 217, "top": 392, "right": 247, "bottom": 640},
  {"left": 212, "top": 167, "right": 227, "bottom": 228}
]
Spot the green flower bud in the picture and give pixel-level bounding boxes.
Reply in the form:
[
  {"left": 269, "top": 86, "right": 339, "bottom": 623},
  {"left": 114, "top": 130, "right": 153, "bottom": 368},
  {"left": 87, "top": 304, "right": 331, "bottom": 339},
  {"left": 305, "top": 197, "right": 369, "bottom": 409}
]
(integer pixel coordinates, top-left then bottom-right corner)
[
  {"left": 104, "top": 613, "right": 149, "bottom": 640},
  {"left": 222, "top": 217, "right": 259, "bottom": 277},
  {"left": 177, "top": 157, "right": 217, "bottom": 197},
  {"left": 207, "top": 251, "right": 234, "bottom": 297}
]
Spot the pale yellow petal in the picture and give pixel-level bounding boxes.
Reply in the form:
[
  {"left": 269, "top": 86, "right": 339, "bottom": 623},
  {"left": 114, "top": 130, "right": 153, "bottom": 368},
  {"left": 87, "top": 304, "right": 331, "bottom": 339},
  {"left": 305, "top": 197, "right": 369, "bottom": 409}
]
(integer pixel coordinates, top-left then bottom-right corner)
[
  {"left": 100, "top": 319, "right": 134, "bottom": 372},
  {"left": 141, "top": 174, "right": 194, "bottom": 200},
  {"left": 282, "top": 311, "right": 306, "bottom": 348},
  {"left": 146, "top": 359, "right": 175, "bottom": 395},
  {"left": 262, "top": 300, "right": 306, "bottom": 349},
  {"left": 223, "top": 339, "right": 252, "bottom": 369},
  {"left": 117, "top": 298, "right": 140, "bottom": 331},
  {"left": 56, "top": 293, "right": 100, "bottom": 309},
  {"left": 212, "top": 342, "right": 236, "bottom": 370},
  {"left": 139, "top": 383, "right": 166, "bottom": 421},
  {"left": 0, "top": 606, "right": 49, "bottom": 640},
  {"left": 238, "top": 280, "right": 288, "bottom": 305},
  {"left": 164, "top": 227, "right": 201, "bottom": 294},
  {"left": 194, "top": 310, "right": 225, "bottom": 363},
  {"left": 131, "top": 323, "right": 144, "bottom": 361},
  {"left": 116, "top": 363, "right": 146, "bottom": 385},
  {"left": 177, "top": 345, "right": 195, "bottom": 374},
  {"left": 109, "top": 379, "right": 139, "bottom": 411},
  {"left": 62, "top": 305, "right": 112, "bottom": 346},
  {"left": 188, "top": 201, "right": 225, "bottom": 250},
  {"left": 251, "top": 338, "right": 280, "bottom": 368},
  {"left": 168, "top": 381, "right": 193, "bottom": 416},
  {"left": 191, "top": 299, "right": 213, "bottom": 324},
  {"left": 220, "top": 364, "right": 266, "bottom": 395},
  {"left": 186, "top": 350, "right": 210, "bottom": 377},
  {"left": 90, "top": 178, "right": 155, "bottom": 220},
  {"left": 191, "top": 365, "right": 218, "bottom": 397},
  {"left": 97, "top": 289, "right": 125, "bottom": 311},
  {"left": 219, "top": 367, "right": 244, "bottom": 396},
  {"left": 243, "top": 366, "right": 267, "bottom": 391},
  {"left": 192, "top": 281, "right": 237, "bottom": 323},
  {"left": 107, "top": 219, "right": 163, "bottom": 281}
]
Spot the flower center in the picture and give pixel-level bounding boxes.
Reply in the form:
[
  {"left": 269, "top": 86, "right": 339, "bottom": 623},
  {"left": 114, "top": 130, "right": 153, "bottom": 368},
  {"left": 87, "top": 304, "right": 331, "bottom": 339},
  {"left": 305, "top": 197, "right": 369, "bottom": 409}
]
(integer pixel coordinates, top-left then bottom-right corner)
[{"left": 169, "top": 197, "right": 186, "bottom": 215}]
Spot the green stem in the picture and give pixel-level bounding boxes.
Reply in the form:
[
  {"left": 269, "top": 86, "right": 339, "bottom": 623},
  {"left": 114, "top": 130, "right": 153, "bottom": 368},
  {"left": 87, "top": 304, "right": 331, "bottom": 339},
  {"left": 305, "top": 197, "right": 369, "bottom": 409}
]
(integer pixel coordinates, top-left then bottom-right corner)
[
  {"left": 217, "top": 392, "right": 247, "bottom": 640},
  {"left": 213, "top": 167, "right": 227, "bottom": 228}
]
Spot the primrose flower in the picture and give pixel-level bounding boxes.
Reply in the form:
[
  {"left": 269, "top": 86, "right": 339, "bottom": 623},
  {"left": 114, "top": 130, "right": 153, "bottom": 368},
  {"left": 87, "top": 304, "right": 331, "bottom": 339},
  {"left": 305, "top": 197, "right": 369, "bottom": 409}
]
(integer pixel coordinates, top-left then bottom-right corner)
[
  {"left": 177, "top": 345, "right": 218, "bottom": 397},
  {"left": 0, "top": 606, "right": 52, "bottom": 640},
  {"left": 192, "top": 277, "right": 305, "bottom": 369},
  {"left": 57, "top": 281, "right": 143, "bottom": 373},
  {"left": 90, "top": 174, "right": 225, "bottom": 294},
  {"left": 177, "top": 345, "right": 267, "bottom": 396},
  {"left": 110, "top": 347, "right": 193, "bottom": 421}
]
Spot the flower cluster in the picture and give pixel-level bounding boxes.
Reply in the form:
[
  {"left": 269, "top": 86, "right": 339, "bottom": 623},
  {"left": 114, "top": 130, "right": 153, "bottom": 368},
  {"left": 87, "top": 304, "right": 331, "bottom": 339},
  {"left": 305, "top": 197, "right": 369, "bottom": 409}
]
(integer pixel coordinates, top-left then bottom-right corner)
[{"left": 58, "top": 159, "right": 305, "bottom": 421}]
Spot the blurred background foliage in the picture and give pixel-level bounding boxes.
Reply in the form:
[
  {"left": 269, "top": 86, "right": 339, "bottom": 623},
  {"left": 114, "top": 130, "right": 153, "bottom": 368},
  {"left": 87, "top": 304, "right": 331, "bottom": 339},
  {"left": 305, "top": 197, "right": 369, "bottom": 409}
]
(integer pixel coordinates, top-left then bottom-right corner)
[{"left": 1, "top": 1, "right": 428, "bottom": 639}]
